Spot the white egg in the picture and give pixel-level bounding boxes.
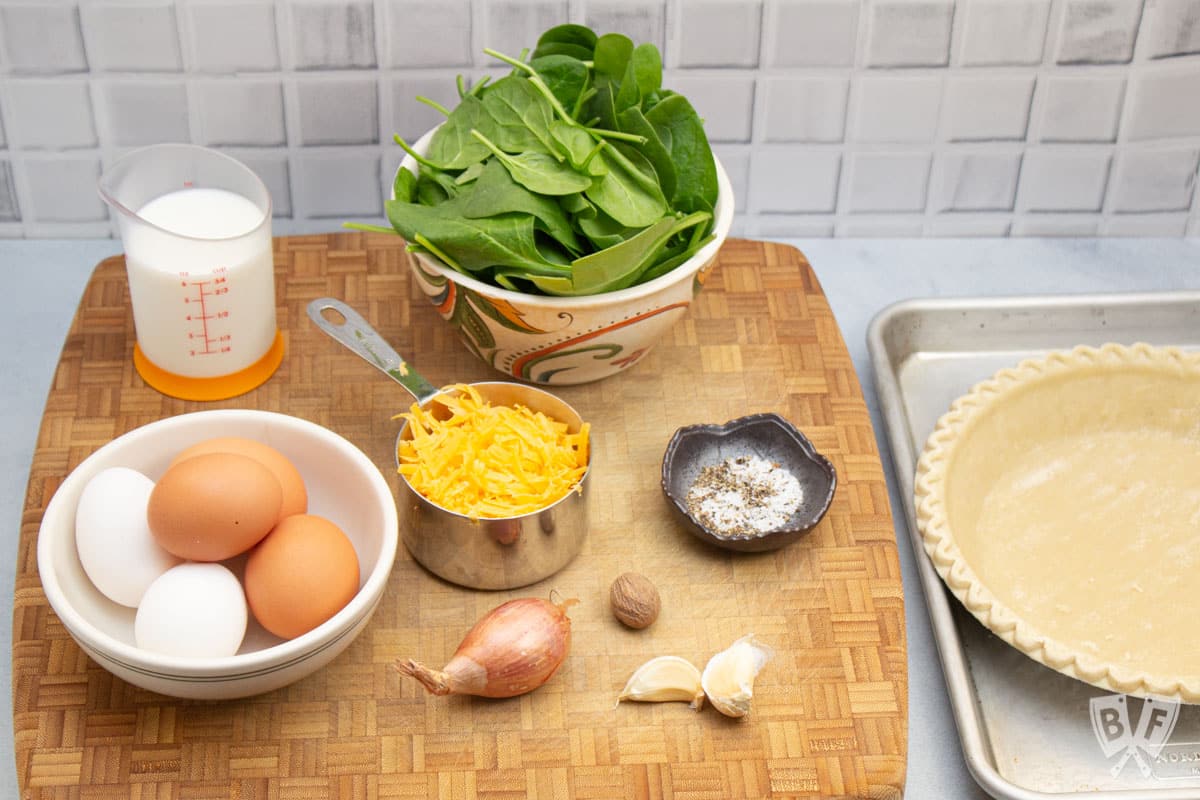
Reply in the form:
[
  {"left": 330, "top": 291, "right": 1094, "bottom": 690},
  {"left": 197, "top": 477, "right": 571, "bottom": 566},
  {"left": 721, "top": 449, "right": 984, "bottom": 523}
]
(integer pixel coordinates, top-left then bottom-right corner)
[
  {"left": 134, "top": 563, "right": 248, "bottom": 658},
  {"left": 75, "top": 466, "right": 181, "bottom": 607}
]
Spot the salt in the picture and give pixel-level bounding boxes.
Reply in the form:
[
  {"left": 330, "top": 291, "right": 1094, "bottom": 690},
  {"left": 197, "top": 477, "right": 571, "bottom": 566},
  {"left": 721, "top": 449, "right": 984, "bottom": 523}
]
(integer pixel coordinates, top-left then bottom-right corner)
[{"left": 684, "top": 454, "right": 804, "bottom": 538}]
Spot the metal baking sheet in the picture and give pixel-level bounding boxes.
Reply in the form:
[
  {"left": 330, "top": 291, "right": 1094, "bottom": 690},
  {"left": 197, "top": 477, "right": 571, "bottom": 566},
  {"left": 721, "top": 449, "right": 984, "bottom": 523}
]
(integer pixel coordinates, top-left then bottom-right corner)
[{"left": 867, "top": 291, "right": 1200, "bottom": 800}]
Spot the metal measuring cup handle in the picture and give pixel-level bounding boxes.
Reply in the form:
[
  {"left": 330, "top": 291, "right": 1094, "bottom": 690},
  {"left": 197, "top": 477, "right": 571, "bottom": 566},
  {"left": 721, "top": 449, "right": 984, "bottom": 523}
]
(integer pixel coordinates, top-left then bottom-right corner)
[{"left": 306, "top": 297, "right": 440, "bottom": 406}]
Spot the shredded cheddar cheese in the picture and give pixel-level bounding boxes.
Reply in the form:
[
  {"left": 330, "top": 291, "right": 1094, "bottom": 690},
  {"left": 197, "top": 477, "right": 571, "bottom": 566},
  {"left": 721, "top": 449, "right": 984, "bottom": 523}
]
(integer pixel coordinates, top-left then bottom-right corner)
[{"left": 396, "top": 383, "right": 590, "bottom": 519}]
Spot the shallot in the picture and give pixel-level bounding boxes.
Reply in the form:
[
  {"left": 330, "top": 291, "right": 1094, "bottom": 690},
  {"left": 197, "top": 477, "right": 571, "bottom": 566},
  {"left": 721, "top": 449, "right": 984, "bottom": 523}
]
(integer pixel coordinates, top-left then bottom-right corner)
[{"left": 396, "top": 595, "right": 577, "bottom": 698}]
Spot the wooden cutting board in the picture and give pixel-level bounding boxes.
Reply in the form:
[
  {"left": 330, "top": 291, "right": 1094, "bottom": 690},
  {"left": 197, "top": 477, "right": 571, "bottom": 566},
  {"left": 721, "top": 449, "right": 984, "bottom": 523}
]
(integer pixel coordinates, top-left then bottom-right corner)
[{"left": 15, "top": 234, "right": 906, "bottom": 799}]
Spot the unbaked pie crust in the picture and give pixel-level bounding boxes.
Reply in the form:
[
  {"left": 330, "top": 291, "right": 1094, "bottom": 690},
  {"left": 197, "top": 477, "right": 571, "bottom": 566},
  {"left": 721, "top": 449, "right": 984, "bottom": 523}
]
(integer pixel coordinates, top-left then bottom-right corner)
[{"left": 915, "top": 343, "right": 1200, "bottom": 702}]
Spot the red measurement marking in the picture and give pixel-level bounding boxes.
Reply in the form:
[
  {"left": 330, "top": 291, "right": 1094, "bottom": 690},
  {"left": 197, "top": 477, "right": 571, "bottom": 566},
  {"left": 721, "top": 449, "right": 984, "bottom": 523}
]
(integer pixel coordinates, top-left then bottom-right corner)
[{"left": 179, "top": 267, "right": 230, "bottom": 356}]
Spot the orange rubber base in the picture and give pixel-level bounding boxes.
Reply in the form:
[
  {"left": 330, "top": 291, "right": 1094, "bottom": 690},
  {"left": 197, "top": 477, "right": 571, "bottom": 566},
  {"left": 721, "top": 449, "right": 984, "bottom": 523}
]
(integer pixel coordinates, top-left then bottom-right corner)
[{"left": 133, "top": 331, "right": 285, "bottom": 401}]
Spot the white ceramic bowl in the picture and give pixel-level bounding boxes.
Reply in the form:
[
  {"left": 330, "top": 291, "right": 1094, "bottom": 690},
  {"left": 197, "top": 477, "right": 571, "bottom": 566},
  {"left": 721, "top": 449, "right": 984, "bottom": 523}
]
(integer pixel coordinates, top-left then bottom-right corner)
[
  {"left": 36, "top": 410, "right": 398, "bottom": 700},
  {"left": 397, "top": 127, "right": 735, "bottom": 385}
]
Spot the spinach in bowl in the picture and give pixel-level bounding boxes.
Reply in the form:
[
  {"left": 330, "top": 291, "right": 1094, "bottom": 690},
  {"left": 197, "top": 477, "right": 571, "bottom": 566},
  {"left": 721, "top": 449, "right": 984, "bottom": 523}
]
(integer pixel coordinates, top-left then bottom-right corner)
[{"left": 351, "top": 24, "right": 720, "bottom": 298}]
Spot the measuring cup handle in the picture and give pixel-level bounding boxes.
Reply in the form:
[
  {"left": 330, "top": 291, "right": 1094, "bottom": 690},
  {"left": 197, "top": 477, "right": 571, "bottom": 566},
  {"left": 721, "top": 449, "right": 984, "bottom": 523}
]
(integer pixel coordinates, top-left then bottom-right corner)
[{"left": 306, "top": 297, "right": 440, "bottom": 405}]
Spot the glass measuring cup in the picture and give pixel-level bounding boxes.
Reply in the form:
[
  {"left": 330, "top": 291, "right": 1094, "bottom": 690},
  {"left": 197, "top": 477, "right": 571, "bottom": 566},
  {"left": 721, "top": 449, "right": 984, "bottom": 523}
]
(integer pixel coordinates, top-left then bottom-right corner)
[{"left": 98, "top": 144, "right": 284, "bottom": 401}]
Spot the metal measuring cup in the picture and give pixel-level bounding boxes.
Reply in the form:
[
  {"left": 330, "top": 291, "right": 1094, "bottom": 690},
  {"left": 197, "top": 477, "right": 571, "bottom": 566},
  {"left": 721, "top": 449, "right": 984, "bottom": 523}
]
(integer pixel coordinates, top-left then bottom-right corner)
[{"left": 307, "top": 298, "right": 591, "bottom": 590}]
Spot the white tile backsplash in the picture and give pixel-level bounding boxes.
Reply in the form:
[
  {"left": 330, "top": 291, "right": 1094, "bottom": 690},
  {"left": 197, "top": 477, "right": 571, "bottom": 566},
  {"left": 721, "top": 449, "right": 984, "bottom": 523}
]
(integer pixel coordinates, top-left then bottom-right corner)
[
  {"left": 289, "top": 0, "right": 377, "bottom": 69},
  {"left": 957, "top": 0, "right": 1050, "bottom": 66},
  {"left": 851, "top": 76, "right": 942, "bottom": 142},
  {"left": 864, "top": 0, "right": 954, "bottom": 67},
  {"left": 584, "top": 0, "right": 666, "bottom": 54},
  {"left": 184, "top": 1, "right": 281, "bottom": 73},
  {"left": 1054, "top": 0, "right": 1143, "bottom": 64},
  {"left": 295, "top": 76, "right": 379, "bottom": 145},
  {"left": 761, "top": 76, "right": 849, "bottom": 142},
  {"left": 22, "top": 154, "right": 106, "bottom": 222},
  {"left": 933, "top": 150, "right": 1022, "bottom": 210},
  {"left": 1124, "top": 65, "right": 1200, "bottom": 140},
  {"left": 294, "top": 151, "right": 381, "bottom": 217},
  {"left": 480, "top": 0, "right": 569, "bottom": 64},
  {"left": 96, "top": 80, "right": 191, "bottom": 147},
  {"left": 0, "top": 160, "right": 18, "bottom": 221},
  {"left": 846, "top": 151, "right": 932, "bottom": 211},
  {"left": 667, "top": 74, "right": 755, "bottom": 142},
  {"left": 384, "top": 0, "right": 473, "bottom": 68},
  {"left": 941, "top": 75, "right": 1034, "bottom": 141},
  {"left": 1038, "top": 75, "right": 1125, "bottom": 142},
  {"left": 837, "top": 217, "right": 926, "bottom": 235},
  {"left": 0, "top": 0, "right": 1197, "bottom": 239},
  {"left": 748, "top": 147, "right": 841, "bottom": 211},
  {"left": 193, "top": 79, "right": 286, "bottom": 147},
  {"left": 4, "top": 80, "right": 97, "bottom": 149},
  {"left": 1103, "top": 212, "right": 1190, "bottom": 235},
  {"left": 81, "top": 2, "right": 183, "bottom": 72},
  {"left": 234, "top": 151, "right": 293, "bottom": 217},
  {"left": 675, "top": 0, "right": 763, "bottom": 67},
  {"left": 1018, "top": 149, "right": 1112, "bottom": 211},
  {"left": 1144, "top": 0, "right": 1200, "bottom": 58},
  {"left": 0, "top": 4, "right": 88, "bottom": 74},
  {"left": 1012, "top": 214, "right": 1102, "bottom": 235},
  {"left": 763, "top": 0, "right": 860, "bottom": 67},
  {"left": 1109, "top": 147, "right": 1199, "bottom": 211},
  {"left": 712, "top": 145, "right": 750, "bottom": 210}
]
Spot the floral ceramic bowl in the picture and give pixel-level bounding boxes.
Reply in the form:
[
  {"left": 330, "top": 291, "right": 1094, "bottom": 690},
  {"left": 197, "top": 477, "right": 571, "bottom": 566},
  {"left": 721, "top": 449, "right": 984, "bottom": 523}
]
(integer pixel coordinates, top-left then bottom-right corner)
[{"left": 396, "top": 128, "right": 734, "bottom": 385}]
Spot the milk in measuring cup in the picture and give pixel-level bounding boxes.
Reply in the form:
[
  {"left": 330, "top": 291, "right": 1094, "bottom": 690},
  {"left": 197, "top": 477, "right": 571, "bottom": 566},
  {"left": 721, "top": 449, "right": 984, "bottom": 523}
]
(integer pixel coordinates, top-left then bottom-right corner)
[{"left": 125, "top": 188, "right": 276, "bottom": 379}]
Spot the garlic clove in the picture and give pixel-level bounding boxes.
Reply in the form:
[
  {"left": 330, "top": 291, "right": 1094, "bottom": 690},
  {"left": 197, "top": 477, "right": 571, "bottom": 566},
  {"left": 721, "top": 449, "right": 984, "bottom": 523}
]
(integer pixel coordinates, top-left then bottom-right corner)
[
  {"left": 700, "top": 634, "right": 774, "bottom": 718},
  {"left": 618, "top": 655, "right": 705, "bottom": 709}
]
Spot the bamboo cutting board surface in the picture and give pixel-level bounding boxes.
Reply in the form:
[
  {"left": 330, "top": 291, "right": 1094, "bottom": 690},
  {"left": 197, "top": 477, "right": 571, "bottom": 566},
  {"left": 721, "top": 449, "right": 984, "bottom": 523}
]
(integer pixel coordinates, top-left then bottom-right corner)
[{"left": 15, "top": 234, "right": 906, "bottom": 799}]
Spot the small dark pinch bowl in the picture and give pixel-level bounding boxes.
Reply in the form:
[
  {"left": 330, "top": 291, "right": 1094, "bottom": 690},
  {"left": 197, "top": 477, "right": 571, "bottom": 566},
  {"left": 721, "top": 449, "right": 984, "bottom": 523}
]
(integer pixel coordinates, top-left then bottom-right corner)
[{"left": 661, "top": 413, "right": 837, "bottom": 553}]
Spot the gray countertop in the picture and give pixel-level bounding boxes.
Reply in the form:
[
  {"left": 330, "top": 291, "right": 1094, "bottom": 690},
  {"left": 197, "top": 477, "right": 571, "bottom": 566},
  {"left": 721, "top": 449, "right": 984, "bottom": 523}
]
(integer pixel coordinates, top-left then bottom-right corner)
[{"left": 3, "top": 236, "right": 1198, "bottom": 798}]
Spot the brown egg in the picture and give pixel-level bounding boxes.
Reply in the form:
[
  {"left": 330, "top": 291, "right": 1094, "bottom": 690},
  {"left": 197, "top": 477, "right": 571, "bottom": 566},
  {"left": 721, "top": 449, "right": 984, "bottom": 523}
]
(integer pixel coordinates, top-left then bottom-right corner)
[
  {"left": 148, "top": 452, "right": 283, "bottom": 561},
  {"left": 171, "top": 436, "right": 307, "bottom": 519},
  {"left": 244, "top": 515, "right": 360, "bottom": 640}
]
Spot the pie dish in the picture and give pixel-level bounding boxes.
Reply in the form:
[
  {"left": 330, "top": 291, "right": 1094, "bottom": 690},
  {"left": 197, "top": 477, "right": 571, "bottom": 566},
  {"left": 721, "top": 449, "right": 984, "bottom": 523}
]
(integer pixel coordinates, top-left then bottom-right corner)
[{"left": 914, "top": 342, "right": 1200, "bottom": 702}]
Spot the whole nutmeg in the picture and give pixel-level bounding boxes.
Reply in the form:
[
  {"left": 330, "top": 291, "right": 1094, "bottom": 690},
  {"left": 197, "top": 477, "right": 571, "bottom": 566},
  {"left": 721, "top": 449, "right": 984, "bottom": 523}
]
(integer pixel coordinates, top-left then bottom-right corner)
[{"left": 609, "top": 572, "right": 661, "bottom": 629}]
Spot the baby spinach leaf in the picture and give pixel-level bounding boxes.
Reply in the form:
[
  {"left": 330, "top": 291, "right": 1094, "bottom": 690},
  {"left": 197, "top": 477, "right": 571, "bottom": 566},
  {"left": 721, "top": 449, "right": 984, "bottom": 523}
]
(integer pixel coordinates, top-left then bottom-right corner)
[
  {"left": 493, "top": 269, "right": 576, "bottom": 296},
  {"left": 644, "top": 93, "right": 719, "bottom": 214},
  {"left": 559, "top": 192, "right": 595, "bottom": 219},
  {"left": 638, "top": 223, "right": 714, "bottom": 283},
  {"left": 616, "top": 106, "right": 676, "bottom": 200},
  {"left": 472, "top": 130, "right": 593, "bottom": 196},
  {"left": 480, "top": 76, "right": 558, "bottom": 155},
  {"left": 589, "top": 84, "right": 618, "bottom": 131},
  {"left": 583, "top": 145, "right": 666, "bottom": 228},
  {"left": 593, "top": 33, "right": 633, "bottom": 89},
  {"left": 454, "top": 161, "right": 486, "bottom": 185},
  {"left": 530, "top": 41, "right": 593, "bottom": 61},
  {"left": 632, "top": 43, "right": 663, "bottom": 98},
  {"left": 385, "top": 201, "right": 571, "bottom": 277},
  {"left": 393, "top": 166, "right": 417, "bottom": 203},
  {"left": 549, "top": 121, "right": 606, "bottom": 174},
  {"left": 604, "top": 140, "right": 664, "bottom": 197},
  {"left": 578, "top": 208, "right": 637, "bottom": 249},
  {"left": 532, "top": 24, "right": 597, "bottom": 59},
  {"left": 569, "top": 216, "right": 677, "bottom": 294},
  {"left": 424, "top": 95, "right": 494, "bottom": 169},
  {"left": 571, "top": 211, "right": 712, "bottom": 294},
  {"left": 421, "top": 165, "right": 464, "bottom": 200},
  {"left": 614, "top": 41, "right": 660, "bottom": 112},
  {"left": 415, "top": 173, "right": 449, "bottom": 206},
  {"left": 459, "top": 160, "right": 583, "bottom": 254},
  {"left": 529, "top": 54, "right": 589, "bottom": 113}
]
